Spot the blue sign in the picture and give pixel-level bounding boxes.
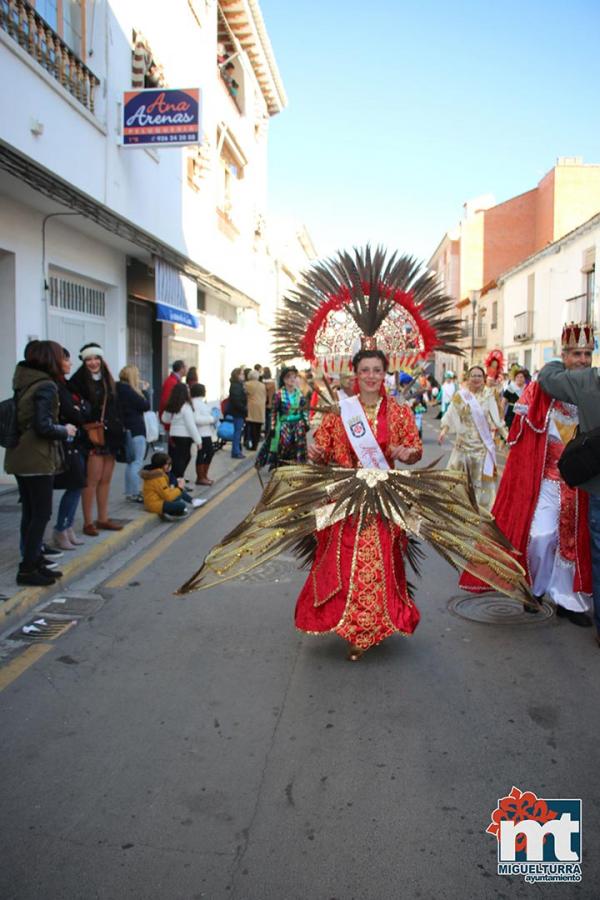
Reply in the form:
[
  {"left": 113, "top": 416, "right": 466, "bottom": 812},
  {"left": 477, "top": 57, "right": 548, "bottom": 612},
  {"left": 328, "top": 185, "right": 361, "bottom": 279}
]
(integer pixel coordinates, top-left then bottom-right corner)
[
  {"left": 123, "top": 88, "right": 200, "bottom": 146},
  {"left": 156, "top": 303, "right": 198, "bottom": 329}
]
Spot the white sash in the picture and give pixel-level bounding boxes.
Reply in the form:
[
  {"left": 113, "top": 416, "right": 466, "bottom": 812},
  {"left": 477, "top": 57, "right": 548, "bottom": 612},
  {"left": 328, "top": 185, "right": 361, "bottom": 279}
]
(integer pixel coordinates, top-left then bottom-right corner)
[
  {"left": 459, "top": 388, "right": 496, "bottom": 477},
  {"left": 339, "top": 395, "right": 389, "bottom": 470}
]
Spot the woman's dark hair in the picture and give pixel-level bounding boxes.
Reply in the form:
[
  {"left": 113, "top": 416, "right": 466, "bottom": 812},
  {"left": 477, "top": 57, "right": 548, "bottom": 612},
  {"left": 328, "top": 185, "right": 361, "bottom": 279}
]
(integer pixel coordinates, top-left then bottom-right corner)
[
  {"left": 190, "top": 383, "right": 206, "bottom": 398},
  {"left": 243, "top": 367, "right": 252, "bottom": 381},
  {"left": 351, "top": 349, "right": 388, "bottom": 372},
  {"left": 62, "top": 347, "right": 70, "bottom": 360},
  {"left": 262, "top": 366, "right": 272, "bottom": 380},
  {"left": 164, "top": 382, "right": 191, "bottom": 414},
  {"left": 279, "top": 366, "right": 298, "bottom": 388},
  {"left": 186, "top": 366, "right": 198, "bottom": 386},
  {"left": 468, "top": 365, "right": 486, "bottom": 377},
  {"left": 151, "top": 451, "right": 171, "bottom": 468},
  {"left": 25, "top": 340, "right": 64, "bottom": 380},
  {"left": 78, "top": 345, "right": 116, "bottom": 394},
  {"left": 230, "top": 367, "right": 242, "bottom": 383}
]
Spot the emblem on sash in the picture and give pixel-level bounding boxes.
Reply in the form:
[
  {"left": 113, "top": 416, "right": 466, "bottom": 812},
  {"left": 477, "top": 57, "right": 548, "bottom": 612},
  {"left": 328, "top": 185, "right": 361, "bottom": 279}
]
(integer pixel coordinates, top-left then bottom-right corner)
[{"left": 349, "top": 417, "right": 366, "bottom": 438}]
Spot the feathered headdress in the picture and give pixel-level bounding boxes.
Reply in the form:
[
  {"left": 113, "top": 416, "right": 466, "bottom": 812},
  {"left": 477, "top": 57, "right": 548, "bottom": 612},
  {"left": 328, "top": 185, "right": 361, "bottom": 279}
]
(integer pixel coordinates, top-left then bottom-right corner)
[{"left": 272, "top": 245, "right": 463, "bottom": 373}]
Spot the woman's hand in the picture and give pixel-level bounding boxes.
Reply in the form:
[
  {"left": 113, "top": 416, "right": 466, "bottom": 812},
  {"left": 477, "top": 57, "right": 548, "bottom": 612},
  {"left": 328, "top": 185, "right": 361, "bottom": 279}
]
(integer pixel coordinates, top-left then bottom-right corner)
[
  {"left": 438, "top": 430, "right": 446, "bottom": 445},
  {"left": 389, "top": 444, "right": 420, "bottom": 463},
  {"left": 308, "top": 444, "right": 327, "bottom": 464},
  {"left": 65, "top": 424, "right": 77, "bottom": 438}
]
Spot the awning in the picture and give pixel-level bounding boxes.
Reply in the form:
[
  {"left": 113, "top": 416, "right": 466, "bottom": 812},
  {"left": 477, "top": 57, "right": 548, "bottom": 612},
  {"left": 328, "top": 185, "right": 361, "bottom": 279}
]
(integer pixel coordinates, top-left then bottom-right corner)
[{"left": 154, "top": 257, "right": 199, "bottom": 328}]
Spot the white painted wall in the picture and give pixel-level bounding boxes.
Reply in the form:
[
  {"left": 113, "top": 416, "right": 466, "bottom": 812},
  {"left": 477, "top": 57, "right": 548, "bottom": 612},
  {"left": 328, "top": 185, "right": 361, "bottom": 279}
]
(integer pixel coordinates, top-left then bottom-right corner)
[{"left": 501, "top": 220, "right": 600, "bottom": 370}]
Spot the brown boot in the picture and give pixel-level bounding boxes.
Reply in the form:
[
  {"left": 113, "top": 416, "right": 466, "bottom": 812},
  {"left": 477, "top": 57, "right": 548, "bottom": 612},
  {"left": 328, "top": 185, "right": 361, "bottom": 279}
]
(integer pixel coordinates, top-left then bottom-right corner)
[{"left": 196, "top": 463, "right": 212, "bottom": 486}]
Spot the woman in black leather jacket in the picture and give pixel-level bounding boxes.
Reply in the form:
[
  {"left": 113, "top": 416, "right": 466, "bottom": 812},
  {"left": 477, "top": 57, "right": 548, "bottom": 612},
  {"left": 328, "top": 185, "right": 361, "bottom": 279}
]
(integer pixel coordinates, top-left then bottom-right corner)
[
  {"left": 52, "top": 348, "right": 91, "bottom": 549},
  {"left": 4, "top": 341, "right": 77, "bottom": 586}
]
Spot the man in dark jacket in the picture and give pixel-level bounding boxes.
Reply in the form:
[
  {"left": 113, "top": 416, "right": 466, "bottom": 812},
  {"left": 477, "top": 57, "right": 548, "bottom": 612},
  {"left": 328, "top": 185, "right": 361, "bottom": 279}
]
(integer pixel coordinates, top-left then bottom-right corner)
[{"left": 538, "top": 324, "right": 600, "bottom": 645}]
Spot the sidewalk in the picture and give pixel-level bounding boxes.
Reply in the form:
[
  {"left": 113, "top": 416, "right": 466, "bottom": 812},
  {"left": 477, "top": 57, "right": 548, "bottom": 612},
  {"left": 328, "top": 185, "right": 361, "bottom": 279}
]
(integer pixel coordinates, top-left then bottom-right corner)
[{"left": 0, "top": 444, "right": 256, "bottom": 615}]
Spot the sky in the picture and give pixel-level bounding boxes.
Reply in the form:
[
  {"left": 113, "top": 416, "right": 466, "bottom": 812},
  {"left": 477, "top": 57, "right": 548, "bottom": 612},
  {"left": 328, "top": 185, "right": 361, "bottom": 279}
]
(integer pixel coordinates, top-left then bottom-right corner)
[{"left": 260, "top": 0, "right": 600, "bottom": 262}]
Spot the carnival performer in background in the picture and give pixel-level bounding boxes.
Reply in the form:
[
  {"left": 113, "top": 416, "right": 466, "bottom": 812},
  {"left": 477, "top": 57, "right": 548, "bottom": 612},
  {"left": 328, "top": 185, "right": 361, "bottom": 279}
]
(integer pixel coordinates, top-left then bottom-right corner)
[
  {"left": 439, "top": 370, "right": 456, "bottom": 417},
  {"left": 502, "top": 368, "right": 527, "bottom": 429},
  {"left": 460, "top": 325, "right": 592, "bottom": 623},
  {"left": 178, "top": 247, "right": 538, "bottom": 658},
  {"left": 256, "top": 366, "right": 309, "bottom": 470},
  {"left": 438, "top": 364, "right": 506, "bottom": 510}
]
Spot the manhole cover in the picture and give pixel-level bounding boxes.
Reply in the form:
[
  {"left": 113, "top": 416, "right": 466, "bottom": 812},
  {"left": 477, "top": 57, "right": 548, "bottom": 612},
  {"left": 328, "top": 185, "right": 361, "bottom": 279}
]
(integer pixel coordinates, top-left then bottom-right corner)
[
  {"left": 447, "top": 593, "right": 554, "bottom": 625},
  {"left": 40, "top": 594, "right": 105, "bottom": 617},
  {"left": 236, "top": 558, "right": 297, "bottom": 584},
  {"left": 7, "top": 617, "right": 77, "bottom": 642}
]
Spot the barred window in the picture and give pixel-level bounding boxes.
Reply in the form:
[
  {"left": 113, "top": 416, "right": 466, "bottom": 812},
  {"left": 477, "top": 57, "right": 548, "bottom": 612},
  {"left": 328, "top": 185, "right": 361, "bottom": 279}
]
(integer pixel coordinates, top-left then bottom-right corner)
[{"left": 49, "top": 275, "right": 106, "bottom": 317}]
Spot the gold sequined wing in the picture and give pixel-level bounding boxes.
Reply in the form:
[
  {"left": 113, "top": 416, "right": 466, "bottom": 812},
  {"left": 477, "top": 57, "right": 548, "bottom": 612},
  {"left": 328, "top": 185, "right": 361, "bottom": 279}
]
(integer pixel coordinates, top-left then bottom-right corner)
[{"left": 177, "top": 463, "right": 536, "bottom": 607}]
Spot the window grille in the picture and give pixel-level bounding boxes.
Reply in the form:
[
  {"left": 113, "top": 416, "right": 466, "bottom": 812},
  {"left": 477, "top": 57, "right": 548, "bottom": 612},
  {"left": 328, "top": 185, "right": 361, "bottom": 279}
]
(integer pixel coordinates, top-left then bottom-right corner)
[{"left": 49, "top": 275, "right": 106, "bottom": 318}]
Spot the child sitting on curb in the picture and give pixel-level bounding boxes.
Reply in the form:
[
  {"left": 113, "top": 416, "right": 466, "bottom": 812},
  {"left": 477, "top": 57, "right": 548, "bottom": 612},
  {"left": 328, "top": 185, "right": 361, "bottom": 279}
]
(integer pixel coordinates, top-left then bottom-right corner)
[{"left": 141, "top": 452, "right": 206, "bottom": 521}]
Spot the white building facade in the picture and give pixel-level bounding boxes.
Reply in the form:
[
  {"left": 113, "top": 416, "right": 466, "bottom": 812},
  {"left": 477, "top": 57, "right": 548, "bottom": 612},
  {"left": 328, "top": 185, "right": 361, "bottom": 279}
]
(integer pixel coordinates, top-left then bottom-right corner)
[
  {"left": 0, "top": 0, "right": 309, "bottom": 405},
  {"left": 499, "top": 213, "right": 599, "bottom": 373}
]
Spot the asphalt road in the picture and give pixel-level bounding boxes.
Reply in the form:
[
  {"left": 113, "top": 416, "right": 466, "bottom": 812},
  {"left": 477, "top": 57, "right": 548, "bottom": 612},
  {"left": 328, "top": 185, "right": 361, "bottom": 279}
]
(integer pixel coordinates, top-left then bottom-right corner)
[{"left": 0, "top": 417, "right": 598, "bottom": 899}]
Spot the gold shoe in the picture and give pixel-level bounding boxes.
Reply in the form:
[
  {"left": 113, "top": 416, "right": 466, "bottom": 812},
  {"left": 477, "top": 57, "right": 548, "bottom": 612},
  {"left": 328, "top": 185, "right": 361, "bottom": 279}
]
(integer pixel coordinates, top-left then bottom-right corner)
[{"left": 347, "top": 644, "right": 364, "bottom": 662}]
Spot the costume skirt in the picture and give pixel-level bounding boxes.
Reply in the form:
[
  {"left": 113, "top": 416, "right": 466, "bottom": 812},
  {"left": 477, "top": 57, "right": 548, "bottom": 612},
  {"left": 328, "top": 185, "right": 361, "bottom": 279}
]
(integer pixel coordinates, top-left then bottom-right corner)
[{"left": 295, "top": 514, "right": 420, "bottom": 651}]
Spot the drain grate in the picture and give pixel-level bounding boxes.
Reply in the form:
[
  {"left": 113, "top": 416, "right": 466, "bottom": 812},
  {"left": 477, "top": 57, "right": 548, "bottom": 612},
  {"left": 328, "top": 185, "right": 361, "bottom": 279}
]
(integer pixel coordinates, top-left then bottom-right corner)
[
  {"left": 7, "top": 617, "right": 77, "bottom": 642},
  {"left": 40, "top": 593, "right": 105, "bottom": 618},
  {"left": 447, "top": 593, "right": 554, "bottom": 625}
]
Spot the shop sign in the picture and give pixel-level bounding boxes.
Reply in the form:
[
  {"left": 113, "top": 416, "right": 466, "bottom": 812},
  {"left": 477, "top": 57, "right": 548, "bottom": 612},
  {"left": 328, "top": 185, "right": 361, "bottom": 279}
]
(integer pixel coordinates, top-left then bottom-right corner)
[
  {"left": 123, "top": 88, "right": 200, "bottom": 146},
  {"left": 156, "top": 302, "right": 199, "bottom": 329}
]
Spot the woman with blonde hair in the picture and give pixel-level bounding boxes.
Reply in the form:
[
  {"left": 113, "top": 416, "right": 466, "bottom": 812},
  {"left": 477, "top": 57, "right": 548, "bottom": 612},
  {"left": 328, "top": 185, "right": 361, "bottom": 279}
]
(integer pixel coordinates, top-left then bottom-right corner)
[{"left": 116, "top": 364, "right": 150, "bottom": 502}]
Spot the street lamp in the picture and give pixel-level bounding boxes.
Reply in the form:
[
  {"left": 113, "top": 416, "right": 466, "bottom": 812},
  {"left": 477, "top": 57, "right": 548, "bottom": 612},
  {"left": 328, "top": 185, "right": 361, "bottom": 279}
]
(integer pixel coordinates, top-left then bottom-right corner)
[{"left": 470, "top": 290, "right": 478, "bottom": 364}]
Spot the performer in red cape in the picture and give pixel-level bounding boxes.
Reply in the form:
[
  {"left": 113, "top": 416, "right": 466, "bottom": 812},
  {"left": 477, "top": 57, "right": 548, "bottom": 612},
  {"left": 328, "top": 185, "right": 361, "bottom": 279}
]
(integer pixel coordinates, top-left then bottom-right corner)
[
  {"left": 297, "top": 349, "right": 422, "bottom": 657},
  {"left": 460, "top": 324, "right": 593, "bottom": 624}
]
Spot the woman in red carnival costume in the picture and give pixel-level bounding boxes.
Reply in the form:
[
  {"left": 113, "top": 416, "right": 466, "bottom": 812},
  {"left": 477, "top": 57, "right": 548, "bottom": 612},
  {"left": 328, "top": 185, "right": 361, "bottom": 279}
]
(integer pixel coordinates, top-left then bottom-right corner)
[
  {"left": 178, "top": 247, "right": 538, "bottom": 658},
  {"left": 297, "top": 348, "right": 422, "bottom": 659}
]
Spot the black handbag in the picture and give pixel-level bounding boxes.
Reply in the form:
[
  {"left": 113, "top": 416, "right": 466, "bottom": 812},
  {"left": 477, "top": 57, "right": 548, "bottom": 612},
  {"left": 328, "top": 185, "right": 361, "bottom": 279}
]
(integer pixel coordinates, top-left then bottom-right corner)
[
  {"left": 115, "top": 429, "right": 136, "bottom": 464},
  {"left": 54, "top": 444, "right": 86, "bottom": 491},
  {"left": 558, "top": 426, "right": 600, "bottom": 487}
]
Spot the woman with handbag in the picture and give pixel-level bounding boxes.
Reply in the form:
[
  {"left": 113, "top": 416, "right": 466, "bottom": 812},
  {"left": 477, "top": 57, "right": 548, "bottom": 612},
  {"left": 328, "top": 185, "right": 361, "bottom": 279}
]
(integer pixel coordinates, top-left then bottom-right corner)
[
  {"left": 160, "top": 382, "right": 203, "bottom": 479},
  {"left": 116, "top": 365, "right": 150, "bottom": 502},
  {"left": 52, "top": 348, "right": 90, "bottom": 550},
  {"left": 4, "top": 341, "right": 77, "bottom": 586},
  {"left": 69, "top": 343, "right": 124, "bottom": 536}
]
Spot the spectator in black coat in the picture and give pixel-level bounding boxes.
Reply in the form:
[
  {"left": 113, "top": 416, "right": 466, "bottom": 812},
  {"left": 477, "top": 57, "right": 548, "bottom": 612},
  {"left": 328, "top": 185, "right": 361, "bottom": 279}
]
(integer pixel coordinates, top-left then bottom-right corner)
[
  {"left": 69, "top": 343, "right": 124, "bottom": 535},
  {"left": 116, "top": 365, "right": 151, "bottom": 502},
  {"left": 52, "top": 347, "right": 90, "bottom": 549},
  {"left": 228, "top": 367, "right": 247, "bottom": 459}
]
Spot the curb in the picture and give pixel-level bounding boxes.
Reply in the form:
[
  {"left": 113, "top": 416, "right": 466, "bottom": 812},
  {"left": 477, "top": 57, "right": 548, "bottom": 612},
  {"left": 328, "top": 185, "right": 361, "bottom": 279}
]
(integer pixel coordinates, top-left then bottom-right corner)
[{"left": 1, "top": 457, "right": 257, "bottom": 630}]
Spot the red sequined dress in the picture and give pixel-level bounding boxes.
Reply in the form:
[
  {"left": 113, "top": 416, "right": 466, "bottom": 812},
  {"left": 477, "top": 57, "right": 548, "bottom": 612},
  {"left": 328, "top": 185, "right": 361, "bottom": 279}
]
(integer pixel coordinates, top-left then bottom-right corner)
[{"left": 294, "top": 395, "right": 423, "bottom": 651}]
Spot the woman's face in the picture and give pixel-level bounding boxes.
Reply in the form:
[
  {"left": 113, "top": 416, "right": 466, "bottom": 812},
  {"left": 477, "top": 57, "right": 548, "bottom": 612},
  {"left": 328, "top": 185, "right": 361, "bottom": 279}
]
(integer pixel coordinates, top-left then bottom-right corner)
[
  {"left": 85, "top": 355, "right": 102, "bottom": 375},
  {"left": 283, "top": 371, "right": 297, "bottom": 390},
  {"left": 61, "top": 355, "right": 72, "bottom": 376},
  {"left": 468, "top": 368, "right": 485, "bottom": 392},
  {"left": 515, "top": 372, "right": 526, "bottom": 387},
  {"left": 356, "top": 358, "right": 385, "bottom": 395}
]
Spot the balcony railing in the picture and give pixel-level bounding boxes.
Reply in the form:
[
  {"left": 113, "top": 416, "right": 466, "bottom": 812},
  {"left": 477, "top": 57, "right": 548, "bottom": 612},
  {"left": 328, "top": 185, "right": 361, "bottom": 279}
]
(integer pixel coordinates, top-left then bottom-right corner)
[
  {"left": 565, "top": 293, "right": 594, "bottom": 325},
  {"left": 460, "top": 321, "right": 486, "bottom": 346},
  {"left": 0, "top": 0, "right": 99, "bottom": 113},
  {"left": 514, "top": 311, "right": 533, "bottom": 341}
]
